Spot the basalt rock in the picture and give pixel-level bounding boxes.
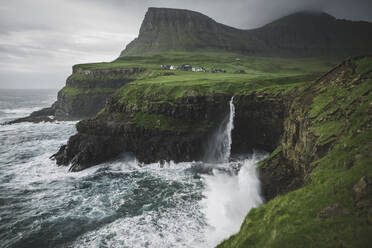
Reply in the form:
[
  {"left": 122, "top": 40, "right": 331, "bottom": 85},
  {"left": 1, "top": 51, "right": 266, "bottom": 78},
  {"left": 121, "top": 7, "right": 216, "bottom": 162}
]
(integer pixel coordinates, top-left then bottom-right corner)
[
  {"left": 53, "top": 90, "right": 290, "bottom": 172},
  {"left": 5, "top": 107, "right": 55, "bottom": 124},
  {"left": 53, "top": 94, "right": 232, "bottom": 171}
]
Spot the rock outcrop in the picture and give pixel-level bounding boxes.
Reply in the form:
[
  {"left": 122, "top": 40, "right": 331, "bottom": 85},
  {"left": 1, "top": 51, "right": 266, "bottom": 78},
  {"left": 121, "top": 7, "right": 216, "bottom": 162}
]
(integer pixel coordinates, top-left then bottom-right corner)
[
  {"left": 5, "top": 67, "right": 146, "bottom": 124},
  {"left": 121, "top": 8, "right": 372, "bottom": 56}
]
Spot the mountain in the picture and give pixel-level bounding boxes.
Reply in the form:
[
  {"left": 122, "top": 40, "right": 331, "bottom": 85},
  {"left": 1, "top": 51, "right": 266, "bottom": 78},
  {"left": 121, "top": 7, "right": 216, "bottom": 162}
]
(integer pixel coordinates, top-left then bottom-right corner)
[
  {"left": 122, "top": 8, "right": 260, "bottom": 55},
  {"left": 121, "top": 8, "right": 372, "bottom": 57}
]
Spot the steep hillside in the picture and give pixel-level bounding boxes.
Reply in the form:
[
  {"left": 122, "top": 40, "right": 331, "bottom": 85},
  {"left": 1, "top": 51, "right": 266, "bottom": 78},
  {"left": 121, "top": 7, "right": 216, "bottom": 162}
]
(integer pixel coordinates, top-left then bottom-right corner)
[
  {"left": 121, "top": 8, "right": 262, "bottom": 56},
  {"left": 121, "top": 8, "right": 372, "bottom": 57},
  {"left": 218, "top": 56, "right": 372, "bottom": 247}
]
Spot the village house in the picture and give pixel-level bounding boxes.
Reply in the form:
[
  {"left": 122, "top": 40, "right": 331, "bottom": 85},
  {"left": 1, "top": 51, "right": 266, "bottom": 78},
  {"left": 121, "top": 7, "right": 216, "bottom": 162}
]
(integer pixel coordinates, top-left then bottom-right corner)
[
  {"left": 161, "top": 64, "right": 223, "bottom": 73},
  {"left": 192, "top": 67, "right": 206, "bottom": 72},
  {"left": 161, "top": 64, "right": 171, "bottom": 70}
]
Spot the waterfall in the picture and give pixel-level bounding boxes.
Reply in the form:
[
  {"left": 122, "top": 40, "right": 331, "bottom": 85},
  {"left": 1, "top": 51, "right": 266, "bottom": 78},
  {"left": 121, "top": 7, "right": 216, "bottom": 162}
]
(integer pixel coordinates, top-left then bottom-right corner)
[
  {"left": 205, "top": 97, "right": 235, "bottom": 163},
  {"left": 201, "top": 97, "right": 265, "bottom": 246}
]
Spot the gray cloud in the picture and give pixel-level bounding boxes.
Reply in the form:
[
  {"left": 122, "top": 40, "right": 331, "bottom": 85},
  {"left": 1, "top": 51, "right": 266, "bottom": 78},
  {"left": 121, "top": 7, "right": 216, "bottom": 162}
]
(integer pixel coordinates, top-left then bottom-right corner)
[{"left": 0, "top": 0, "right": 371, "bottom": 89}]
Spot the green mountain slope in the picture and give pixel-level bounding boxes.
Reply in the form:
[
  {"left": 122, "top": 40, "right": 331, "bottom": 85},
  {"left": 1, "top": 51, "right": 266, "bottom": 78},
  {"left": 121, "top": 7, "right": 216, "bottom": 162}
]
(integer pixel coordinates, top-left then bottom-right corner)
[{"left": 121, "top": 8, "right": 372, "bottom": 57}]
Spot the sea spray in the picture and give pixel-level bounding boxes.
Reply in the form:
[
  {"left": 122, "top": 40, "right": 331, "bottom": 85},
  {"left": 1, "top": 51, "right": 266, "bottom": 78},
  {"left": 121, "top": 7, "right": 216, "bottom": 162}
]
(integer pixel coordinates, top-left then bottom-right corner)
[
  {"left": 201, "top": 155, "right": 265, "bottom": 246},
  {"left": 205, "top": 97, "right": 235, "bottom": 163}
]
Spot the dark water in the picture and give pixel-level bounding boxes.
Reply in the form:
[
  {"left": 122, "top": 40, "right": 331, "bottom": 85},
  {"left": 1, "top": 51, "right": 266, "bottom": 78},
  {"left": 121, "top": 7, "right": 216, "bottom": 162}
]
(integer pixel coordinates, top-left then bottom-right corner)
[{"left": 0, "top": 89, "right": 263, "bottom": 248}]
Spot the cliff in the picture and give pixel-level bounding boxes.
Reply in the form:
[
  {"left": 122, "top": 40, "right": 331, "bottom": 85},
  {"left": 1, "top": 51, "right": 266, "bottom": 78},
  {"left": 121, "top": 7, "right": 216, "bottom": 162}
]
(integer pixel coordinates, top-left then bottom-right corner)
[
  {"left": 219, "top": 56, "right": 372, "bottom": 247},
  {"left": 121, "top": 8, "right": 372, "bottom": 56},
  {"left": 6, "top": 65, "right": 146, "bottom": 124},
  {"left": 51, "top": 54, "right": 372, "bottom": 246},
  {"left": 50, "top": 53, "right": 332, "bottom": 171}
]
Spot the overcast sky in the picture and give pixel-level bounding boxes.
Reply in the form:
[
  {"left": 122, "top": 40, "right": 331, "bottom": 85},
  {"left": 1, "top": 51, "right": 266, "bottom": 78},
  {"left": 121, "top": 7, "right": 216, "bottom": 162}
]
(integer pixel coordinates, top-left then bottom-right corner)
[{"left": 1, "top": 0, "right": 372, "bottom": 89}]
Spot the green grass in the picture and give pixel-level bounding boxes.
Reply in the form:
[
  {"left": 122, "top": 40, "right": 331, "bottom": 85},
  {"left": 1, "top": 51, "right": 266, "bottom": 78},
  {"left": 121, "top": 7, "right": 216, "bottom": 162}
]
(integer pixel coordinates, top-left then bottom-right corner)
[
  {"left": 74, "top": 52, "right": 337, "bottom": 73},
  {"left": 63, "top": 52, "right": 337, "bottom": 108},
  {"left": 104, "top": 53, "right": 337, "bottom": 109},
  {"left": 68, "top": 52, "right": 334, "bottom": 133},
  {"left": 218, "top": 56, "right": 372, "bottom": 248}
]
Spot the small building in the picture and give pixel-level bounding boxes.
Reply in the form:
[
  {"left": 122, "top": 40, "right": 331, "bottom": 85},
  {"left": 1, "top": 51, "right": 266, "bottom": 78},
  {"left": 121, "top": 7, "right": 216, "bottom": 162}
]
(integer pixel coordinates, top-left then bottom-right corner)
[
  {"left": 192, "top": 67, "right": 206, "bottom": 72},
  {"left": 161, "top": 64, "right": 171, "bottom": 70},
  {"left": 180, "top": 64, "right": 192, "bottom": 71}
]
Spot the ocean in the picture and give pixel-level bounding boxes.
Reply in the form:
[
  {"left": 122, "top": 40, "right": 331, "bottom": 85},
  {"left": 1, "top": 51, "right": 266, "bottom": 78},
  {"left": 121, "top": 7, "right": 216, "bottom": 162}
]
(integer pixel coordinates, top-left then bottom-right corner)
[{"left": 0, "top": 89, "right": 264, "bottom": 248}]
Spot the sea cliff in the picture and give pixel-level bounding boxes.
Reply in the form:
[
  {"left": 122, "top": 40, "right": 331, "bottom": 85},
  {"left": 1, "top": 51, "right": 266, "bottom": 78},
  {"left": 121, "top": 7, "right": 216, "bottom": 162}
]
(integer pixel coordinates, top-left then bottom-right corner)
[{"left": 219, "top": 56, "right": 372, "bottom": 247}]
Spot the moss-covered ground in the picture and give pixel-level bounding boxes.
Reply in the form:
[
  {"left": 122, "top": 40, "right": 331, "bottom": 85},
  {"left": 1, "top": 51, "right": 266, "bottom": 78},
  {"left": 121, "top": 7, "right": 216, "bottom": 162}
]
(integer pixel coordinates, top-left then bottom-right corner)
[{"left": 217, "top": 57, "right": 372, "bottom": 248}]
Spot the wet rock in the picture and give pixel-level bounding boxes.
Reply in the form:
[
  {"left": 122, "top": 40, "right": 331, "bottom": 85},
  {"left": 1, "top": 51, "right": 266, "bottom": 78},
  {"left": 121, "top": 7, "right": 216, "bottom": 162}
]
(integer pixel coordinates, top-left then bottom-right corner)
[{"left": 4, "top": 107, "right": 55, "bottom": 125}]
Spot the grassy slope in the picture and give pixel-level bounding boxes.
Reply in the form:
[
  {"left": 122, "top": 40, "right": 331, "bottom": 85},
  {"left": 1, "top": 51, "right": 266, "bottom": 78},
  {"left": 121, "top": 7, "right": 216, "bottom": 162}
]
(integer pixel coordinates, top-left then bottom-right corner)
[
  {"left": 218, "top": 57, "right": 372, "bottom": 247},
  {"left": 101, "top": 53, "right": 337, "bottom": 101},
  {"left": 85, "top": 53, "right": 335, "bottom": 131}
]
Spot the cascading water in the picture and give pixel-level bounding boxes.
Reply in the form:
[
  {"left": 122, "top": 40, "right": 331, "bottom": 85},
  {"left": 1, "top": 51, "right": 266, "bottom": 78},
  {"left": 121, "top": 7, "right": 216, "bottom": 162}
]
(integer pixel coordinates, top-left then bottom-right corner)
[
  {"left": 205, "top": 97, "right": 235, "bottom": 163},
  {"left": 201, "top": 96, "right": 265, "bottom": 246}
]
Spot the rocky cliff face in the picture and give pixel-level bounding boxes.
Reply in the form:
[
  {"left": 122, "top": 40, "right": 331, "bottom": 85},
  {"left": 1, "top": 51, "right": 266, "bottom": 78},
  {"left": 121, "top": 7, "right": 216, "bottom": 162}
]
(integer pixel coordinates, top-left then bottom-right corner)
[
  {"left": 121, "top": 8, "right": 372, "bottom": 56},
  {"left": 6, "top": 67, "right": 146, "bottom": 124},
  {"left": 52, "top": 88, "right": 291, "bottom": 172},
  {"left": 232, "top": 91, "right": 291, "bottom": 154},
  {"left": 53, "top": 94, "right": 231, "bottom": 171},
  {"left": 53, "top": 67, "right": 145, "bottom": 120},
  {"left": 259, "top": 57, "right": 371, "bottom": 200}
]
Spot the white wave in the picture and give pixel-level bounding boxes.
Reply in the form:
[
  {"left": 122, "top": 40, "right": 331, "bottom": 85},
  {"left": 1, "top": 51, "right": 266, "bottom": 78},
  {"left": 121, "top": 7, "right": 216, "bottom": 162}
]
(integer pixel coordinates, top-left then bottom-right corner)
[
  {"left": 72, "top": 202, "right": 205, "bottom": 248},
  {"left": 201, "top": 154, "right": 264, "bottom": 247},
  {"left": 0, "top": 107, "right": 42, "bottom": 115}
]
